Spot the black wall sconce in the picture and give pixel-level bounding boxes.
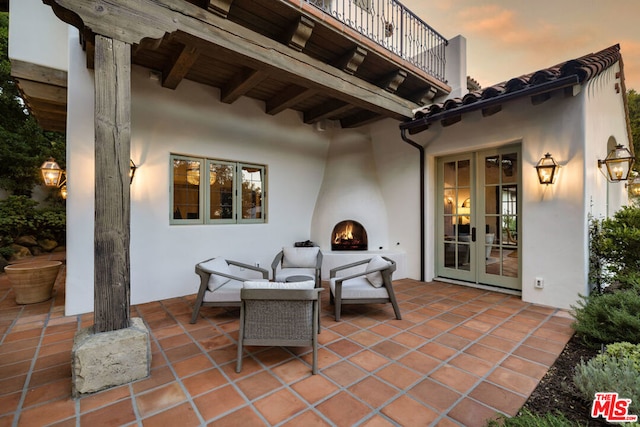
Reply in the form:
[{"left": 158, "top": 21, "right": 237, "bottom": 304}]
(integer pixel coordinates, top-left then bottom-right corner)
[
  {"left": 626, "top": 175, "right": 640, "bottom": 196},
  {"left": 129, "top": 159, "right": 137, "bottom": 184},
  {"left": 41, "top": 158, "right": 137, "bottom": 200},
  {"left": 535, "top": 153, "right": 560, "bottom": 185},
  {"left": 598, "top": 144, "right": 635, "bottom": 182}
]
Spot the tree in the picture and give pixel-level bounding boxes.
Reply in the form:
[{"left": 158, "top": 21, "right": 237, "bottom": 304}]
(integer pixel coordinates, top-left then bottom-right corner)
[
  {"left": 629, "top": 89, "right": 640, "bottom": 167},
  {"left": 0, "top": 12, "right": 65, "bottom": 197}
]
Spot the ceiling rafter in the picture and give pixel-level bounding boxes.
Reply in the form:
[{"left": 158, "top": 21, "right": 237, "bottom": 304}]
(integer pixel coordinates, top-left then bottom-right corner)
[
  {"left": 266, "top": 85, "right": 316, "bottom": 115},
  {"left": 304, "top": 99, "right": 354, "bottom": 124},
  {"left": 221, "top": 68, "right": 268, "bottom": 104},
  {"left": 162, "top": 43, "right": 201, "bottom": 89}
]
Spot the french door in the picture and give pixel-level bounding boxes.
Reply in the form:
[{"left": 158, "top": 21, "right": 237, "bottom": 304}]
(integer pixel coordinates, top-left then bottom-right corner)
[{"left": 436, "top": 146, "right": 521, "bottom": 291}]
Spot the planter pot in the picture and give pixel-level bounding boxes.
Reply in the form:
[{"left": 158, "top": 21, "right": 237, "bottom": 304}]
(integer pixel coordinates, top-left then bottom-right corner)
[{"left": 5, "top": 261, "right": 62, "bottom": 304}]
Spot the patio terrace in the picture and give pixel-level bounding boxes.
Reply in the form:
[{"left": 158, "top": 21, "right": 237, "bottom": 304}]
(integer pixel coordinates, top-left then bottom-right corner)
[{"left": 0, "top": 254, "right": 575, "bottom": 427}]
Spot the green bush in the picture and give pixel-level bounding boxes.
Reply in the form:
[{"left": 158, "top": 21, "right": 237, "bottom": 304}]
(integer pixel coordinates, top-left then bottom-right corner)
[
  {"left": 614, "top": 270, "right": 640, "bottom": 292},
  {"left": 592, "top": 206, "right": 640, "bottom": 283},
  {"left": 486, "top": 409, "right": 581, "bottom": 426},
  {"left": 0, "top": 195, "right": 65, "bottom": 258},
  {"left": 595, "top": 342, "right": 640, "bottom": 371},
  {"left": 0, "top": 195, "right": 40, "bottom": 239},
  {"left": 573, "top": 354, "right": 640, "bottom": 416},
  {"left": 572, "top": 290, "right": 640, "bottom": 347}
]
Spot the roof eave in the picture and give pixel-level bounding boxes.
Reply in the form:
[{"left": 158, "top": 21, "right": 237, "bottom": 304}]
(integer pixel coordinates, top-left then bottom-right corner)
[{"left": 400, "top": 74, "right": 581, "bottom": 133}]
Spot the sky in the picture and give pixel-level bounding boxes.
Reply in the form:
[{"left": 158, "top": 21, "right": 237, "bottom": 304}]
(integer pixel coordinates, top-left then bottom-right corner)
[{"left": 402, "top": 0, "right": 640, "bottom": 91}]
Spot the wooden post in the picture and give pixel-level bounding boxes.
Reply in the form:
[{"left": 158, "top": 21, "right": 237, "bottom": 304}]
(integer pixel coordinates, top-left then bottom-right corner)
[{"left": 93, "top": 35, "right": 132, "bottom": 333}]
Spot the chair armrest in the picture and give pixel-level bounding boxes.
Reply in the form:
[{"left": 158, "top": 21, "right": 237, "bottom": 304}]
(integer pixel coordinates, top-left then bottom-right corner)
[
  {"left": 271, "top": 251, "right": 283, "bottom": 270},
  {"left": 226, "top": 260, "right": 269, "bottom": 279},
  {"left": 329, "top": 258, "right": 371, "bottom": 278},
  {"left": 330, "top": 257, "right": 396, "bottom": 281},
  {"left": 195, "top": 264, "right": 250, "bottom": 283},
  {"left": 315, "top": 250, "right": 323, "bottom": 268}
]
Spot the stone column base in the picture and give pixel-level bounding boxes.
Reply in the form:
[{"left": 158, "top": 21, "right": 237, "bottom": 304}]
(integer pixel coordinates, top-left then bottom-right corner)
[{"left": 71, "top": 317, "right": 151, "bottom": 397}]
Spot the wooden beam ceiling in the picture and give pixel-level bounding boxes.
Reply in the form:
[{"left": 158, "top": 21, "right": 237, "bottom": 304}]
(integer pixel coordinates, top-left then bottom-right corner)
[{"left": 33, "top": 0, "right": 452, "bottom": 130}]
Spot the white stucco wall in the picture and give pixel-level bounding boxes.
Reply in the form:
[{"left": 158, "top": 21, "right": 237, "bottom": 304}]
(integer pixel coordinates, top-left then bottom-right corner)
[
  {"left": 583, "top": 63, "right": 631, "bottom": 220},
  {"left": 62, "top": 33, "right": 420, "bottom": 315},
  {"left": 64, "top": 37, "right": 337, "bottom": 313},
  {"left": 413, "top": 72, "right": 629, "bottom": 309},
  {"left": 8, "top": 0, "right": 68, "bottom": 71}
]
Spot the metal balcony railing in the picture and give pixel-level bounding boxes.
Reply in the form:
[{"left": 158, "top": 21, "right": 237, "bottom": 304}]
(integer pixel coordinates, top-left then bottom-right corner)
[{"left": 307, "top": 0, "right": 447, "bottom": 82}]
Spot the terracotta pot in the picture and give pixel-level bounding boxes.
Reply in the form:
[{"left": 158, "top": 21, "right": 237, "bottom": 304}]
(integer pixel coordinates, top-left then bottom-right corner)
[{"left": 5, "top": 261, "right": 62, "bottom": 304}]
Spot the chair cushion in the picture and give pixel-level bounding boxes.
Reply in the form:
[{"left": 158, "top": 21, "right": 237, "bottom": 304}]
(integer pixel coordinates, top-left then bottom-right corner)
[
  {"left": 365, "top": 256, "right": 391, "bottom": 288},
  {"left": 244, "top": 280, "right": 315, "bottom": 290},
  {"left": 203, "top": 279, "right": 243, "bottom": 302},
  {"left": 282, "top": 246, "right": 319, "bottom": 268},
  {"left": 199, "top": 257, "right": 232, "bottom": 291},
  {"left": 275, "top": 268, "right": 315, "bottom": 282},
  {"left": 330, "top": 277, "right": 390, "bottom": 299}
]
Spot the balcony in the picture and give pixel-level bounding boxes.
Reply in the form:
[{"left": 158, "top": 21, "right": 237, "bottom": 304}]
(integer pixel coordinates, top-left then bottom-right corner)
[
  {"left": 15, "top": 0, "right": 452, "bottom": 131},
  {"left": 307, "top": 0, "right": 447, "bottom": 82}
]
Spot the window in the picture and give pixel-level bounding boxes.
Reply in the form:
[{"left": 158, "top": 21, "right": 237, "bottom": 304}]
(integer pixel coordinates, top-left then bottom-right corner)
[{"left": 171, "top": 154, "right": 266, "bottom": 224}]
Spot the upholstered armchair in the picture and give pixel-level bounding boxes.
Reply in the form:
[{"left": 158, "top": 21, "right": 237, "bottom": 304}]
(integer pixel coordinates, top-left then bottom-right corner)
[
  {"left": 236, "top": 281, "right": 323, "bottom": 374},
  {"left": 190, "top": 257, "right": 269, "bottom": 324},
  {"left": 329, "top": 255, "right": 401, "bottom": 321},
  {"left": 271, "top": 246, "right": 322, "bottom": 288}
]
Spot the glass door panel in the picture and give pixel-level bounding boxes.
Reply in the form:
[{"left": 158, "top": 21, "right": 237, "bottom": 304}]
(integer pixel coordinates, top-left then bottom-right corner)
[
  {"left": 437, "top": 147, "right": 521, "bottom": 291},
  {"left": 438, "top": 156, "right": 474, "bottom": 280},
  {"left": 479, "top": 149, "right": 520, "bottom": 289}
]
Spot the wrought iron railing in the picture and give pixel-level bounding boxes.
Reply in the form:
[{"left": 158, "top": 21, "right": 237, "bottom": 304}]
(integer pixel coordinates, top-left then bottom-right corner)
[{"left": 307, "top": 0, "right": 447, "bottom": 82}]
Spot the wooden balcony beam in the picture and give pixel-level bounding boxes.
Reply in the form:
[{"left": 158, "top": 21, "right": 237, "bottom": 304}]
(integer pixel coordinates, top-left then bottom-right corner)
[
  {"left": 162, "top": 44, "right": 200, "bottom": 89},
  {"left": 303, "top": 100, "right": 353, "bottom": 124},
  {"left": 221, "top": 68, "right": 268, "bottom": 104},
  {"left": 44, "top": 0, "right": 418, "bottom": 121},
  {"left": 286, "top": 16, "right": 314, "bottom": 52},
  {"left": 266, "top": 85, "right": 316, "bottom": 115}
]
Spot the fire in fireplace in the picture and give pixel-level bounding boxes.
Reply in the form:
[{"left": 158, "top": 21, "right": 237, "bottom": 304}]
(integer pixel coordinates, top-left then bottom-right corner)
[{"left": 332, "top": 220, "right": 367, "bottom": 251}]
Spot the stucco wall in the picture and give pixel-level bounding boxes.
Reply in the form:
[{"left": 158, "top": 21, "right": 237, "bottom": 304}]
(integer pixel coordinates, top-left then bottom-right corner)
[
  {"left": 8, "top": 0, "right": 68, "bottom": 71},
  {"left": 62, "top": 32, "right": 420, "bottom": 315},
  {"left": 413, "top": 85, "right": 624, "bottom": 310},
  {"left": 583, "top": 63, "right": 630, "bottom": 219},
  {"left": 65, "top": 46, "right": 335, "bottom": 314}
]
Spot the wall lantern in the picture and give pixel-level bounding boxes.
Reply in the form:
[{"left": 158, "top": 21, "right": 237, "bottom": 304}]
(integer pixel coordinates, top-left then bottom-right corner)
[
  {"left": 40, "top": 158, "right": 66, "bottom": 188},
  {"left": 129, "top": 159, "right": 137, "bottom": 184},
  {"left": 535, "top": 153, "right": 560, "bottom": 185},
  {"left": 41, "top": 158, "right": 137, "bottom": 199},
  {"left": 598, "top": 144, "right": 635, "bottom": 182},
  {"left": 627, "top": 175, "right": 640, "bottom": 197}
]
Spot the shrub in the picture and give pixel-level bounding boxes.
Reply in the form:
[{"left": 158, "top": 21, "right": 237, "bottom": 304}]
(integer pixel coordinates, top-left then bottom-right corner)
[
  {"left": 571, "top": 289, "right": 640, "bottom": 347},
  {"left": 595, "top": 342, "right": 640, "bottom": 371},
  {"left": 573, "top": 354, "right": 640, "bottom": 416},
  {"left": 596, "top": 206, "right": 640, "bottom": 282},
  {"left": 0, "top": 195, "right": 66, "bottom": 258},
  {"left": 0, "top": 195, "right": 40, "bottom": 239},
  {"left": 486, "top": 409, "right": 581, "bottom": 426}
]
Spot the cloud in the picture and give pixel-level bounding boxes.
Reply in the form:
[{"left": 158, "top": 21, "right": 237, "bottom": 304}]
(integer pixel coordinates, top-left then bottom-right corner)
[
  {"left": 620, "top": 40, "right": 640, "bottom": 90},
  {"left": 458, "top": 4, "right": 591, "bottom": 49}
]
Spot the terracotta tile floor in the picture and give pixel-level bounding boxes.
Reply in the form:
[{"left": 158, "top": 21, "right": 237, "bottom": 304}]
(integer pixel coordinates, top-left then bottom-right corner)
[{"left": 0, "top": 254, "right": 576, "bottom": 426}]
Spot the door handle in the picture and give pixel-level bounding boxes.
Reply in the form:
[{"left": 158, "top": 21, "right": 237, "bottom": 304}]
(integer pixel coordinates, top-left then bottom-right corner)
[{"left": 471, "top": 227, "right": 476, "bottom": 242}]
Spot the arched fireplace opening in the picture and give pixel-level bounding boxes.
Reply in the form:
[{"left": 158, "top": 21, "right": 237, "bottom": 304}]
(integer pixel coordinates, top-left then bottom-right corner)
[{"left": 332, "top": 220, "right": 367, "bottom": 251}]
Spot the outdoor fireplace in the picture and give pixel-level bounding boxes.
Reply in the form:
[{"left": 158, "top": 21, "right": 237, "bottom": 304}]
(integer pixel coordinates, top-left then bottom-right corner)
[{"left": 331, "top": 220, "right": 367, "bottom": 251}]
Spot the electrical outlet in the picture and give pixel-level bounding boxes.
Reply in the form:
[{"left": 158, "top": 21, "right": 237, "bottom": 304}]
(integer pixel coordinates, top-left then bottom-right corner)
[{"left": 535, "top": 277, "right": 544, "bottom": 289}]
